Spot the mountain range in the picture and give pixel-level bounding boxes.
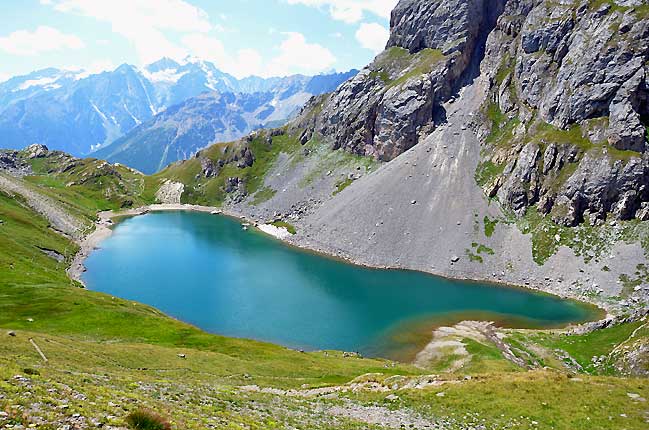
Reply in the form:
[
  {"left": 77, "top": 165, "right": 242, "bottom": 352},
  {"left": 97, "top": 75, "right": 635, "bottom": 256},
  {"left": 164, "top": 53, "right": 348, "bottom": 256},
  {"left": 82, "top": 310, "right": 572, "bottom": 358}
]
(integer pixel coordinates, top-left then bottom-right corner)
[
  {"left": 0, "top": 0, "right": 648, "bottom": 427},
  {"left": 0, "top": 57, "right": 356, "bottom": 171}
]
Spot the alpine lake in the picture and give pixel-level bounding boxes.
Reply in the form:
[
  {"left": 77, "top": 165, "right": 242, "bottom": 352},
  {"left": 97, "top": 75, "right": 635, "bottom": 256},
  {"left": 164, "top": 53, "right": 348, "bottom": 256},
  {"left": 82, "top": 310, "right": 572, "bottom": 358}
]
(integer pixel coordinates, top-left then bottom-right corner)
[{"left": 82, "top": 211, "right": 601, "bottom": 361}]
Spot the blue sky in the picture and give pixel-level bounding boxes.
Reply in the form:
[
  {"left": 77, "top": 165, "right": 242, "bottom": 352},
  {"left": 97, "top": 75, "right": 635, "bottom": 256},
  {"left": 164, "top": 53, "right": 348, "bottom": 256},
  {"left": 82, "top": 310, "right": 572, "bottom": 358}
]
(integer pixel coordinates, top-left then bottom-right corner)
[{"left": 0, "top": 0, "right": 398, "bottom": 81}]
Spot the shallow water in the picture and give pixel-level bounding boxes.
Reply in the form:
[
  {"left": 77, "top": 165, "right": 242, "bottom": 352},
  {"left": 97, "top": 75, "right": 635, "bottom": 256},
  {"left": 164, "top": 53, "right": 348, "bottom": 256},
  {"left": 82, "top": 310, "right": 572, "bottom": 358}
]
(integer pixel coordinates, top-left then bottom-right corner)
[{"left": 83, "top": 211, "right": 599, "bottom": 358}]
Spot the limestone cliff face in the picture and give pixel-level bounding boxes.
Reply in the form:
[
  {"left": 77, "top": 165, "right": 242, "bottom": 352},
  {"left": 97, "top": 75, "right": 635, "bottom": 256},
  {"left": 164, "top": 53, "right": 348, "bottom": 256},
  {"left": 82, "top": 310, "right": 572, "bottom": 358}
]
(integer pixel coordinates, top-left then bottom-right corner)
[
  {"left": 169, "top": 0, "right": 649, "bottom": 231},
  {"left": 293, "top": 0, "right": 505, "bottom": 161},
  {"left": 479, "top": 0, "right": 649, "bottom": 226},
  {"left": 294, "top": 0, "right": 649, "bottom": 228}
]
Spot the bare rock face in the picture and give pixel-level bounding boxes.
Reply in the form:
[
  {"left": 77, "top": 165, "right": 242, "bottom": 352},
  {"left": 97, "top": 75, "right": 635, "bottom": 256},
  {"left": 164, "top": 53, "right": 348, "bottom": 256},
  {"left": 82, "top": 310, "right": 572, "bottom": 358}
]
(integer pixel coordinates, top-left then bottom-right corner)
[
  {"left": 293, "top": 0, "right": 505, "bottom": 161},
  {"left": 479, "top": 0, "right": 649, "bottom": 225},
  {"left": 388, "top": 0, "right": 487, "bottom": 54},
  {"left": 24, "top": 144, "right": 49, "bottom": 159},
  {"left": 515, "top": 1, "right": 649, "bottom": 152},
  {"left": 155, "top": 180, "right": 184, "bottom": 204},
  {"left": 0, "top": 150, "right": 30, "bottom": 176},
  {"left": 497, "top": 142, "right": 540, "bottom": 215},
  {"left": 552, "top": 152, "right": 649, "bottom": 226},
  {"left": 200, "top": 156, "right": 220, "bottom": 178}
]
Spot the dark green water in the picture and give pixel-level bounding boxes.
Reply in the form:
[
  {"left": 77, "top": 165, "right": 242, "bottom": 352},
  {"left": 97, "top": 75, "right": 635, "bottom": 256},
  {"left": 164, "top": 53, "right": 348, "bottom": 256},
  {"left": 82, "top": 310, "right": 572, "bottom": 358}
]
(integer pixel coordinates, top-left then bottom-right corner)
[{"left": 82, "top": 211, "right": 598, "bottom": 358}]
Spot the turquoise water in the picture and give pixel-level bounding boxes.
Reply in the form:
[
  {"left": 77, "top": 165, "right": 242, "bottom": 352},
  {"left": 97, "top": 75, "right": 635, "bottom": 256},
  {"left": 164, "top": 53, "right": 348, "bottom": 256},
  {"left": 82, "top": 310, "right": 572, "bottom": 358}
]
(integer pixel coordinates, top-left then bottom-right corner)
[{"left": 82, "top": 211, "right": 597, "bottom": 358}]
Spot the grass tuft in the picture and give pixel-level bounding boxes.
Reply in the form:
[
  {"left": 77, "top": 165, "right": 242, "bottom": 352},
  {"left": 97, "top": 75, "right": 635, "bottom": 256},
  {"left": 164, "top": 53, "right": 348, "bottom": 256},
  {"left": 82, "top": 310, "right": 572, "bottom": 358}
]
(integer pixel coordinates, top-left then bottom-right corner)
[
  {"left": 125, "top": 409, "right": 171, "bottom": 430},
  {"left": 270, "top": 220, "right": 296, "bottom": 235}
]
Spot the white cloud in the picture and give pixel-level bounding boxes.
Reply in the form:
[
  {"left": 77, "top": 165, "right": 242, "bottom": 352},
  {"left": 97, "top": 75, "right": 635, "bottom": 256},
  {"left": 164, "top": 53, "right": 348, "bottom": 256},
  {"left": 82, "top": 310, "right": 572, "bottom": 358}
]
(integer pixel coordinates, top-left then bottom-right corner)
[
  {"left": 60, "top": 59, "right": 116, "bottom": 79},
  {"left": 286, "top": 0, "right": 398, "bottom": 23},
  {"left": 355, "top": 23, "right": 389, "bottom": 53},
  {"left": 0, "top": 26, "right": 84, "bottom": 56},
  {"left": 38, "top": 0, "right": 339, "bottom": 78},
  {"left": 267, "top": 32, "right": 336, "bottom": 77},
  {"left": 182, "top": 32, "right": 335, "bottom": 78},
  {"left": 0, "top": 73, "right": 10, "bottom": 83},
  {"left": 181, "top": 34, "right": 264, "bottom": 78},
  {"left": 44, "top": 0, "right": 211, "bottom": 64}
]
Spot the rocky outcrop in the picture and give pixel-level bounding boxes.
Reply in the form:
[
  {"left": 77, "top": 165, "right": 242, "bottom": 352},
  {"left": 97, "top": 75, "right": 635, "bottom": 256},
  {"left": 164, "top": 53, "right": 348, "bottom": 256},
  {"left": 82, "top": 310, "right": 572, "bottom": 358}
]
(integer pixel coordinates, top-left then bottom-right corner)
[
  {"left": 24, "top": 144, "right": 49, "bottom": 159},
  {"left": 195, "top": 145, "right": 254, "bottom": 179},
  {"left": 478, "top": 0, "right": 649, "bottom": 225},
  {"left": 0, "top": 150, "right": 30, "bottom": 176},
  {"left": 155, "top": 180, "right": 184, "bottom": 204},
  {"left": 515, "top": 1, "right": 649, "bottom": 152},
  {"left": 293, "top": 0, "right": 505, "bottom": 161}
]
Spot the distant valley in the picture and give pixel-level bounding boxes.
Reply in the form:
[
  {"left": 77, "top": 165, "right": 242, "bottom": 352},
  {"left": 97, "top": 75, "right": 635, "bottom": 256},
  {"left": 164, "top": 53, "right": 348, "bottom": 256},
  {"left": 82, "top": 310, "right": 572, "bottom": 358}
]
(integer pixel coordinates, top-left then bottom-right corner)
[{"left": 0, "top": 57, "right": 356, "bottom": 173}]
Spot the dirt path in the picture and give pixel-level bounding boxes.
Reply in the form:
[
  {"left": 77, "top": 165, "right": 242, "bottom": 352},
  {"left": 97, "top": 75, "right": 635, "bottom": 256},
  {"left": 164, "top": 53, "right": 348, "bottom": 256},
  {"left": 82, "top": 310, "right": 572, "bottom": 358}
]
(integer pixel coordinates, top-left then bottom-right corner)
[{"left": 240, "top": 375, "right": 456, "bottom": 429}]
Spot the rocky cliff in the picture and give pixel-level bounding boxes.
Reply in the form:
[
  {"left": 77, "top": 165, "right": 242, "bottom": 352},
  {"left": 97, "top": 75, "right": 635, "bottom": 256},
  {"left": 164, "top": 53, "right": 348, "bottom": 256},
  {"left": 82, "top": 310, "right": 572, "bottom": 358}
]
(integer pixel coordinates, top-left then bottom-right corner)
[
  {"left": 128, "top": 0, "right": 649, "bottom": 313},
  {"left": 291, "top": 0, "right": 649, "bottom": 229},
  {"left": 477, "top": 0, "right": 649, "bottom": 226},
  {"left": 292, "top": 0, "right": 504, "bottom": 161}
]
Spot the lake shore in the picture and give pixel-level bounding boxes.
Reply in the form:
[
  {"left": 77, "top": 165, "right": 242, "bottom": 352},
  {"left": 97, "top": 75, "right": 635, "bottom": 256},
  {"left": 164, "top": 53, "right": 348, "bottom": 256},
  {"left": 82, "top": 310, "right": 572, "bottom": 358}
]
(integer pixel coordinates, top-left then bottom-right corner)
[
  {"left": 71, "top": 205, "right": 612, "bottom": 361},
  {"left": 68, "top": 203, "right": 291, "bottom": 285},
  {"left": 69, "top": 203, "right": 610, "bottom": 322}
]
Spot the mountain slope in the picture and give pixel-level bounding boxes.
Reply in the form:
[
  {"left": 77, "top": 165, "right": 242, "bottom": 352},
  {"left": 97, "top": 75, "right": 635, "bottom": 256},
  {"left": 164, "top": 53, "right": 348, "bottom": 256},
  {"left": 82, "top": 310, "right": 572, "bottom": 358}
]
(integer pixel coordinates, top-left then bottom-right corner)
[
  {"left": 154, "top": 0, "right": 649, "bottom": 316},
  {"left": 0, "top": 58, "right": 357, "bottom": 157},
  {"left": 94, "top": 92, "right": 273, "bottom": 174},
  {"left": 1, "top": 129, "right": 648, "bottom": 430},
  {"left": 93, "top": 69, "right": 357, "bottom": 174},
  {"left": 1, "top": 0, "right": 649, "bottom": 428}
]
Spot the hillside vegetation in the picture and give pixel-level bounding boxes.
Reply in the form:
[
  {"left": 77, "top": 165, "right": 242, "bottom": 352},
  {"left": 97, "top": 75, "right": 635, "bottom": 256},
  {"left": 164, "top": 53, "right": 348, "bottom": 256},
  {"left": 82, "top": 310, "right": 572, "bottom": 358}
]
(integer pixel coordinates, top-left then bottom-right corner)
[{"left": 0, "top": 153, "right": 648, "bottom": 429}]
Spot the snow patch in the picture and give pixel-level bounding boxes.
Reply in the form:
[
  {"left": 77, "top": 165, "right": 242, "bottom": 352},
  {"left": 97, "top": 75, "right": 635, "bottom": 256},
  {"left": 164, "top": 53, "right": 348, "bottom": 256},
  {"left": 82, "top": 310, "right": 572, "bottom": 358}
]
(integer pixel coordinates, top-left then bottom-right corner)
[
  {"left": 258, "top": 224, "right": 292, "bottom": 240},
  {"left": 16, "top": 77, "right": 59, "bottom": 91},
  {"left": 141, "top": 68, "right": 188, "bottom": 84},
  {"left": 123, "top": 103, "right": 141, "bottom": 125},
  {"left": 90, "top": 101, "right": 112, "bottom": 124}
]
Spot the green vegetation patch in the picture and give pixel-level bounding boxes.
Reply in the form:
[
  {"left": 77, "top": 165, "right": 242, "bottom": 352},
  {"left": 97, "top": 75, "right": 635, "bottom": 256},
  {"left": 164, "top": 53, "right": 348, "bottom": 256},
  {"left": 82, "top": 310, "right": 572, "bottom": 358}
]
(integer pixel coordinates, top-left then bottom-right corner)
[
  {"left": 589, "top": 0, "right": 649, "bottom": 19},
  {"left": 298, "top": 135, "right": 377, "bottom": 188},
  {"left": 0, "top": 192, "right": 79, "bottom": 287},
  {"left": 512, "top": 321, "right": 646, "bottom": 375},
  {"left": 618, "top": 264, "right": 649, "bottom": 298},
  {"left": 23, "top": 157, "right": 157, "bottom": 222},
  {"left": 125, "top": 409, "right": 171, "bottom": 430},
  {"left": 333, "top": 177, "right": 354, "bottom": 196},
  {"left": 465, "top": 250, "right": 483, "bottom": 263},
  {"left": 515, "top": 208, "right": 649, "bottom": 266},
  {"left": 250, "top": 186, "right": 276, "bottom": 205},
  {"left": 270, "top": 220, "right": 296, "bottom": 235},
  {"left": 483, "top": 216, "right": 499, "bottom": 237},
  {"left": 370, "top": 46, "right": 445, "bottom": 89},
  {"left": 485, "top": 102, "right": 520, "bottom": 147},
  {"left": 474, "top": 160, "right": 505, "bottom": 188},
  {"left": 467, "top": 243, "right": 495, "bottom": 263},
  {"left": 495, "top": 54, "right": 515, "bottom": 86},
  {"left": 472, "top": 242, "right": 495, "bottom": 255},
  {"left": 342, "top": 370, "right": 649, "bottom": 430}
]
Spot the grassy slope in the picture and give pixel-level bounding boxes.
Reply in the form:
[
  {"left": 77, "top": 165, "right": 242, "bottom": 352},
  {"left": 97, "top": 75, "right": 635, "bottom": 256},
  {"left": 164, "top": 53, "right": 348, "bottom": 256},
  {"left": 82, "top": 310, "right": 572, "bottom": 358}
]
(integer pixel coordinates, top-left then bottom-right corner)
[
  {"left": 23, "top": 155, "right": 160, "bottom": 222},
  {"left": 1, "top": 182, "right": 648, "bottom": 428},
  {"left": 157, "top": 131, "right": 302, "bottom": 206}
]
